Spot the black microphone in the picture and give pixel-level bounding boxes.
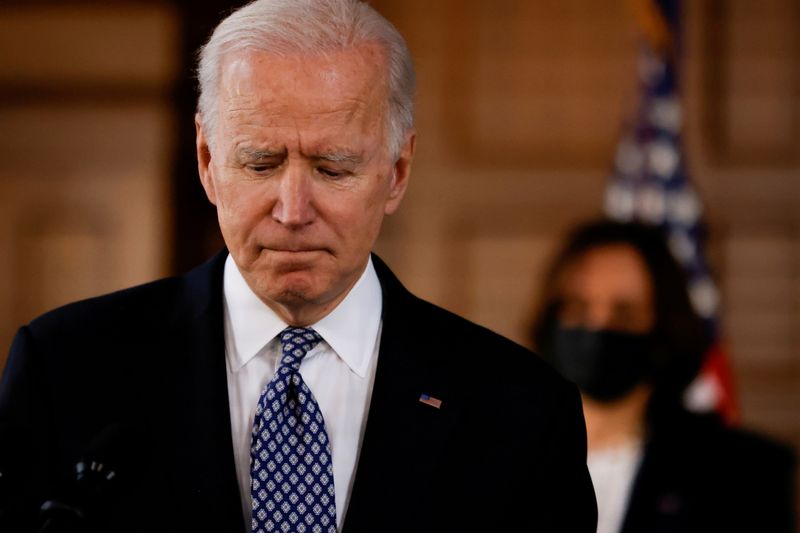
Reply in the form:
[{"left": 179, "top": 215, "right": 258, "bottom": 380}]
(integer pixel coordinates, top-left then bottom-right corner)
[{"left": 37, "top": 423, "right": 140, "bottom": 533}]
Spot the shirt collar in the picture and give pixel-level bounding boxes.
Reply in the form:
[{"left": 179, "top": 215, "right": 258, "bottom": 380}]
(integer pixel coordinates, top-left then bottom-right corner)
[{"left": 223, "top": 254, "right": 382, "bottom": 378}]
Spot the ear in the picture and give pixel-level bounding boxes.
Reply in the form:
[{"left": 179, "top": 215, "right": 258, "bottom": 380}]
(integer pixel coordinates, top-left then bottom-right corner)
[
  {"left": 196, "top": 114, "right": 218, "bottom": 206},
  {"left": 384, "top": 130, "right": 416, "bottom": 215}
]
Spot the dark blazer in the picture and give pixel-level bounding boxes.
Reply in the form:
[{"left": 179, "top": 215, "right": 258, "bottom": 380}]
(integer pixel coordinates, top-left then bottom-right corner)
[
  {"left": 621, "top": 406, "right": 796, "bottom": 533},
  {"left": 0, "top": 251, "right": 597, "bottom": 532}
]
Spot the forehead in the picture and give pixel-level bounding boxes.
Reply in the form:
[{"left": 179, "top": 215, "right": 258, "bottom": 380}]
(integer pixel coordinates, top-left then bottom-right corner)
[
  {"left": 562, "top": 244, "right": 654, "bottom": 303},
  {"left": 217, "top": 45, "right": 388, "bottom": 132}
]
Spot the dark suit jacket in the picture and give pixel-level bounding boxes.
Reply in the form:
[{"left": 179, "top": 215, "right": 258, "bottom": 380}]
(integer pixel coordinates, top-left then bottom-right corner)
[
  {"left": 621, "top": 406, "right": 796, "bottom": 533},
  {"left": 0, "top": 251, "right": 597, "bottom": 532}
]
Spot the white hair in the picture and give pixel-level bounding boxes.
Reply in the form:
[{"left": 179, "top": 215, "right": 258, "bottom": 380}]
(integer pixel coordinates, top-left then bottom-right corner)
[{"left": 197, "top": 0, "right": 416, "bottom": 158}]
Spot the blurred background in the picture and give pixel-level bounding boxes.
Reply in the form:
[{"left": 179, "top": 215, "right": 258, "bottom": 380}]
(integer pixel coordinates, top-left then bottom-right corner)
[{"left": 0, "top": 0, "right": 797, "bottom": 489}]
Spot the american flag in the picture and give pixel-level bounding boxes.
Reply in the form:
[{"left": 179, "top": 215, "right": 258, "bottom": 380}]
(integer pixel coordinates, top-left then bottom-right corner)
[
  {"left": 418, "top": 393, "right": 443, "bottom": 409},
  {"left": 604, "top": 0, "right": 737, "bottom": 422}
]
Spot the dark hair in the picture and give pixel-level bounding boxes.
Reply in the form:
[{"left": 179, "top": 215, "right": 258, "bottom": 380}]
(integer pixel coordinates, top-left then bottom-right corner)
[{"left": 529, "top": 218, "right": 711, "bottom": 408}]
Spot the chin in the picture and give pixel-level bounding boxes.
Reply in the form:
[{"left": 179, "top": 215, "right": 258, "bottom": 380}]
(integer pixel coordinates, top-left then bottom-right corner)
[
  {"left": 275, "top": 288, "right": 315, "bottom": 305},
  {"left": 263, "top": 272, "right": 323, "bottom": 304}
]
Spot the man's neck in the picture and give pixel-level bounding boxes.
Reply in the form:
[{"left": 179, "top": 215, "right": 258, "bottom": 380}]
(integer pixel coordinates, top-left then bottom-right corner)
[{"left": 262, "top": 293, "right": 350, "bottom": 327}]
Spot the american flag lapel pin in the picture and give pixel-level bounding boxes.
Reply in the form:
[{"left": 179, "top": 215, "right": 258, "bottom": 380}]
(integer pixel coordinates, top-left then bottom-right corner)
[{"left": 418, "top": 393, "right": 442, "bottom": 409}]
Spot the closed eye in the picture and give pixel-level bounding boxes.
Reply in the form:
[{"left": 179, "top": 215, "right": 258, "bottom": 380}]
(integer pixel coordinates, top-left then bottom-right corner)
[
  {"left": 318, "top": 167, "right": 346, "bottom": 179},
  {"left": 246, "top": 163, "right": 279, "bottom": 174}
]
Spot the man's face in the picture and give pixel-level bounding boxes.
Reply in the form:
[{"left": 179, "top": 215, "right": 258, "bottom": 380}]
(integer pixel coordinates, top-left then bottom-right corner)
[{"left": 196, "top": 45, "right": 414, "bottom": 324}]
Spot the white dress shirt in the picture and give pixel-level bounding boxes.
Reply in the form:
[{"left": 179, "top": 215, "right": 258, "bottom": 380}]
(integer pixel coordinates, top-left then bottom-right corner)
[
  {"left": 587, "top": 438, "right": 644, "bottom": 533},
  {"left": 223, "top": 254, "right": 383, "bottom": 531}
]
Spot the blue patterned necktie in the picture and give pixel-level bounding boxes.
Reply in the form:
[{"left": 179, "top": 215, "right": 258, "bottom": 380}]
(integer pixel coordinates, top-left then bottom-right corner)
[{"left": 250, "top": 327, "right": 337, "bottom": 533}]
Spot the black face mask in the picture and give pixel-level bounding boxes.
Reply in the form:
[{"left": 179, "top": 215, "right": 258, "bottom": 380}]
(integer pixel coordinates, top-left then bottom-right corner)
[{"left": 544, "top": 326, "right": 653, "bottom": 403}]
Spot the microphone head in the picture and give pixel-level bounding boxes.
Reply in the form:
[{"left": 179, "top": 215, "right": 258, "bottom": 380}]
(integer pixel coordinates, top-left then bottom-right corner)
[
  {"left": 38, "top": 422, "right": 143, "bottom": 531},
  {"left": 75, "top": 422, "right": 137, "bottom": 485}
]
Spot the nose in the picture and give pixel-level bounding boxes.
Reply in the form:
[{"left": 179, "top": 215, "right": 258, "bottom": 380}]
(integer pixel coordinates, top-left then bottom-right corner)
[
  {"left": 271, "top": 163, "right": 316, "bottom": 228},
  {"left": 585, "top": 304, "right": 612, "bottom": 331},
  {"left": 559, "top": 298, "right": 613, "bottom": 331}
]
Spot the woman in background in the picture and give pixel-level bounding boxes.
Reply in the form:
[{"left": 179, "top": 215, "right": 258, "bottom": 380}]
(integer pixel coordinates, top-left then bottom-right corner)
[{"left": 530, "top": 219, "right": 795, "bottom": 533}]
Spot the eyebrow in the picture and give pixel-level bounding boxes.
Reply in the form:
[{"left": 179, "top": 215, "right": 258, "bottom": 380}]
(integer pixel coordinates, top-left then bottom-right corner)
[
  {"left": 235, "top": 147, "right": 363, "bottom": 165},
  {"left": 314, "top": 152, "right": 363, "bottom": 164},
  {"left": 237, "top": 148, "right": 286, "bottom": 161}
]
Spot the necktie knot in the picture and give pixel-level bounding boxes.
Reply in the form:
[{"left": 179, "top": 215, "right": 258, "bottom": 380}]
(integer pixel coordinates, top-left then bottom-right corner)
[{"left": 278, "top": 327, "right": 322, "bottom": 372}]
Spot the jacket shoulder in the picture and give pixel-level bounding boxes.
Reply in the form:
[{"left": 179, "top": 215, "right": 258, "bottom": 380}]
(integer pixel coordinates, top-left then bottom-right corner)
[
  {"left": 373, "top": 253, "right": 573, "bottom": 398},
  {"left": 415, "top": 296, "right": 569, "bottom": 381}
]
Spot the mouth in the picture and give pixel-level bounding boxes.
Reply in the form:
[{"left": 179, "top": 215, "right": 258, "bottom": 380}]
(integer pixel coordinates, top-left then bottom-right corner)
[
  {"left": 264, "top": 246, "right": 324, "bottom": 253},
  {"left": 261, "top": 246, "right": 332, "bottom": 258},
  {"left": 260, "top": 248, "right": 330, "bottom": 272}
]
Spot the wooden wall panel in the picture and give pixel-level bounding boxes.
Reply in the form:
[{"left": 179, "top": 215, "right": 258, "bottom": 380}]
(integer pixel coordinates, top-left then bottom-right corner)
[
  {"left": 723, "top": 232, "right": 800, "bottom": 444},
  {"left": 0, "top": 5, "right": 178, "bottom": 87},
  {"left": 460, "top": 232, "right": 557, "bottom": 347},
  {"left": 702, "top": 0, "right": 800, "bottom": 166},
  {"left": 0, "top": 4, "right": 176, "bottom": 367},
  {"left": 12, "top": 211, "right": 111, "bottom": 326},
  {"left": 440, "top": 0, "right": 637, "bottom": 169}
]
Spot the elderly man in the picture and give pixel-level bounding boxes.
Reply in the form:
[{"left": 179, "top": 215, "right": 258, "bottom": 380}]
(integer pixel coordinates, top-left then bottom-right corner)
[{"left": 0, "top": 1, "right": 596, "bottom": 532}]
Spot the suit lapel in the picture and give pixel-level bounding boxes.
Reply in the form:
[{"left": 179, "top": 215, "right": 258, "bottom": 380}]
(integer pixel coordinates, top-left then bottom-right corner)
[
  {"left": 170, "top": 251, "right": 245, "bottom": 531},
  {"left": 343, "top": 256, "right": 460, "bottom": 531}
]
